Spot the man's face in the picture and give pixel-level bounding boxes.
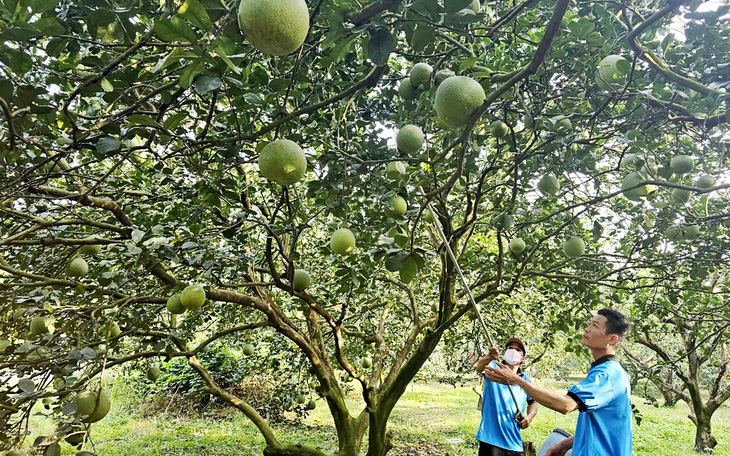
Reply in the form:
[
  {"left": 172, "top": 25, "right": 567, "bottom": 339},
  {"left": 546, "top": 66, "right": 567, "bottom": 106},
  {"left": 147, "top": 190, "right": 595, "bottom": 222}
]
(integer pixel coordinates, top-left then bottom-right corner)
[
  {"left": 580, "top": 315, "right": 616, "bottom": 349},
  {"left": 505, "top": 342, "right": 524, "bottom": 359}
]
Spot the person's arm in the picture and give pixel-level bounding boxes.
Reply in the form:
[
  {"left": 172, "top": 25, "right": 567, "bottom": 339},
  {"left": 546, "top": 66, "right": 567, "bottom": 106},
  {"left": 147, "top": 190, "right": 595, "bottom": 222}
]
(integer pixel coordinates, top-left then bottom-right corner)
[
  {"left": 545, "top": 436, "right": 574, "bottom": 456},
  {"left": 471, "top": 347, "right": 500, "bottom": 374},
  {"left": 518, "top": 400, "right": 539, "bottom": 429},
  {"left": 484, "top": 361, "right": 579, "bottom": 414}
]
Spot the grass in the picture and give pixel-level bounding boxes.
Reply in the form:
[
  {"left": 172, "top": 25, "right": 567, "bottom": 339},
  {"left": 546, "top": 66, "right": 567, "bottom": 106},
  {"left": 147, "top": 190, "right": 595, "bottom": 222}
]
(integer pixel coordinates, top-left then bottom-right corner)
[{"left": 20, "top": 379, "right": 730, "bottom": 455}]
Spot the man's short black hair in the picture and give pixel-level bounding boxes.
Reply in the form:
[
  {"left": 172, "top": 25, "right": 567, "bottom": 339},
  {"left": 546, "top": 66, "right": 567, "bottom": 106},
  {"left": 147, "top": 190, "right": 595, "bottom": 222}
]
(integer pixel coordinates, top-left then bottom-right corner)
[{"left": 598, "top": 308, "right": 630, "bottom": 342}]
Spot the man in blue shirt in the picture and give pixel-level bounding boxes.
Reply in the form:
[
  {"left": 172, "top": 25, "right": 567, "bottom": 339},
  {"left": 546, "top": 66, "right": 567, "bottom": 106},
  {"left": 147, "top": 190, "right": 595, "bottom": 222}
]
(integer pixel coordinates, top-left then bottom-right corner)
[
  {"left": 472, "top": 337, "right": 539, "bottom": 456},
  {"left": 483, "top": 309, "right": 632, "bottom": 456}
]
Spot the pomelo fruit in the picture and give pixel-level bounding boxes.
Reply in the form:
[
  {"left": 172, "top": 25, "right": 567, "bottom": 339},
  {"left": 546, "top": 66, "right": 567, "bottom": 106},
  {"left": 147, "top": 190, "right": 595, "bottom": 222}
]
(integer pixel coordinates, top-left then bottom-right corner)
[
  {"left": 537, "top": 174, "right": 559, "bottom": 196},
  {"left": 398, "top": 78, "right": 417, "bottom": 100},
  {"left": 295, "top": 393, "right": 306, "bottom": 404},
  {"left": 492, "top": 213, "right": 514, "bottom": 231},
  {"left": 670, "top": 155, "right": 694, "bottom": 174},
  {"left": 180, "top": 285, "right": 206, "bottom": 310},
  {"left": 491, "top": 121, "right": 509, "bottom": 138},
  {"left": 396, "top": 125, "right": 424, "bottom": 154},
  {"left": 696, "top": 174, "right": 715, "bottom": 188},
  {"left": 657, "top": 165, "right": 673, "bottom": 179},
  {"left": 622, "top": 172, "right": 650, "bottom": 201},
  {"left": 385, "top": 195, "right": 407, "bottom": 218},
  {"left": 563, "top": 236, "right": 585, "bottom": 258},
  {"left": 66, "top": 257, "right": 88, "bottom": 278},
  {"left": 409, "top": 63, "right": 433, "bottom": 89},
  {"left": 243, "top": 343, "right": 255, "bottom": 356},
  {"left": 435, "top": 69, "right": 455, "bottom": 86},
  {"left": 306, "top": 399, "right": 316, "bottom": 410},
  {"left": 330, "top": 228, "right": 356, "bottom": 254},
  {"left": 237, "top": 0, "right": 309, "bottom": 56},
  {"left": 596, "top": 55, "right": 629, "bottom": 91},
  {"left": 385, "top": 161, "right": 407, "bottom": 180},
  {"left": 75, "top": 389, "right": 111, "bottom": 423},
  {"left": 30, "top": 316, "right": 47, "bottom": 336},
  {"left": 672, "top": 188, "right": 691, "bottom": 203},
  {"left": 79, "top": 241, "right": 101, "bottom": 255},
  {"left": 146, "top": 366, "right": 161, "bottom": 382},
  {"left": 100, "top": 321, "right": 121, "bottom": 339},
  {"left": 434, "top": 76, "right": 486, "bottom": 128},
  {"left": 293, "top": 269, "right": 311, "bottom": 291},
  {"left": 258, "top": 139, "right": 307, "bottom": 186},
  {"left": 509, "top": 238, "right": 526, "bottom": 254},
  {"left": 683, "top": 225, "right": 700, "bottom": 240},
  {"left": 166, "top": 294, "right": 186, "bottom": 314},
  {"left": 361, "top": 357, "right": 372, "bottom": 368}
]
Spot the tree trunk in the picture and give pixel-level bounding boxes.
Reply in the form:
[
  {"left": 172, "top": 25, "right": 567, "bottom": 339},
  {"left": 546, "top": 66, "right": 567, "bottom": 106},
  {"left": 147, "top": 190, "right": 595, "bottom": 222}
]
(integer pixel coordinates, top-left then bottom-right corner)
[
  {"left": 365, "top": 410, "right": 393, "bottom": 456},
  {"left": 694, "top": 413, "right": 718, "bottom": 453}
]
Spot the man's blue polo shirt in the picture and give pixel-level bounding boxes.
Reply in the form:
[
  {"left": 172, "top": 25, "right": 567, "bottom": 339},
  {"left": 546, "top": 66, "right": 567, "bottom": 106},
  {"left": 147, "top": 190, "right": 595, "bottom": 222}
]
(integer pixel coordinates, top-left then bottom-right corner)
[
  {"left": 476, "top": 361, "right": 532, "bottom": 452},
  {"left": 567, "top": 355, "right": 632, "bottom": 456}
]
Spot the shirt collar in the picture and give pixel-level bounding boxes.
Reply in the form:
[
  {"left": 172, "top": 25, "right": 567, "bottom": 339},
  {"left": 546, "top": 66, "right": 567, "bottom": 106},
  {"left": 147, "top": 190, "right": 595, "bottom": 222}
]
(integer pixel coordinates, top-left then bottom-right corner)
[{"left": 591, "top": 354, "right": 618, "bottom": 368}]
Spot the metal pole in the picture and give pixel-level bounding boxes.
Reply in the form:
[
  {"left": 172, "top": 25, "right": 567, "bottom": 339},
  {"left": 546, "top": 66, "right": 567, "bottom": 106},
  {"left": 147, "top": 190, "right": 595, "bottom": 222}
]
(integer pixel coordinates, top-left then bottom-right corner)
[{"left": 422, "top": 193, "right": 523, "bottom": 419}]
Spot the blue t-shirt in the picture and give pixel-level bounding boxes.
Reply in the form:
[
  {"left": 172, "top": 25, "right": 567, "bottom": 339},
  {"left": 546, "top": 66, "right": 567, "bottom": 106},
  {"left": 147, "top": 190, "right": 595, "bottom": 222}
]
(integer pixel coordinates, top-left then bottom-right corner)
[
  {"left": 567, "top": 356, "right": 632, "bottom": 456},
  {"left": 476, "top": 361, "right": 532, "bottom": 452}
]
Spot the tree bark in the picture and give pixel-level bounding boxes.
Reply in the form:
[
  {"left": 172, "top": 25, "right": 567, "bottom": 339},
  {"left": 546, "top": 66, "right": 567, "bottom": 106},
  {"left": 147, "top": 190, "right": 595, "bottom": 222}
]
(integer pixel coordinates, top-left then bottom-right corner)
[{"left": 694, "top": 411, "right": 718, "bottom": 453}]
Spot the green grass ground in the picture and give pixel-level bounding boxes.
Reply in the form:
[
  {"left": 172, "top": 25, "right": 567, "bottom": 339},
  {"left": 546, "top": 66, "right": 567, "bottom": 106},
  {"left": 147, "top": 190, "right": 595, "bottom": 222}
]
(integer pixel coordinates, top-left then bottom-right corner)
[{"left": 20, "top": 380, "right": 730, "bottom": 455}]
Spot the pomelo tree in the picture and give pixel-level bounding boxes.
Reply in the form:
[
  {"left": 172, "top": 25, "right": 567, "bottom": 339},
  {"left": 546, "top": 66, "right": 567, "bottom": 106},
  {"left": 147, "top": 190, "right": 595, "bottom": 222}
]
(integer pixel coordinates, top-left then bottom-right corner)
[{"left": 1, "top": 0, "right": 729, "bottom": 455}]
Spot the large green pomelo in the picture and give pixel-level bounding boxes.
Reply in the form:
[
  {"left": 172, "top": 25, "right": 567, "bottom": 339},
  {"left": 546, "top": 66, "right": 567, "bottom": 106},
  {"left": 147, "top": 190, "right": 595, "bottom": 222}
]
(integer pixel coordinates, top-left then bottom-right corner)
[
  {"left": 385, "top": 161, "right": 407, "bottom": 179},
  {"left": 180, "top": 285, "right": 206, "bottom": 310},
  {"left": 622, "top": 172, "right": 649, "bottom": 201},
  {"left": 237, "top": 0, "right": 309, "bottom": 56},
  {"left": 79, "top": 241, "right": 101, "bottom": 255},
  {"left": 99, "top": 321, "right": 121, "bottom": 339},
  {"left": 30, "top": 316, "right": 47, "bottom": 336},
  {"left": 509, "top": 238, "right": 526, "bottom": 254},
  {"left": 293, "top": 269, "right": 311, "bottom": 291},
  {"left": 537, "top": 174, "right": 559, "bottom": 196},
  {"left": 75, "top": 389, "right": 111, "bottom": 423},
  {"left": 295, "top": 393, "right": 306, "bottom": 404},
  {"left": 146, "top": 366, "right": 161, "bottom": 382},
  {"left": 410, "top": 63, "right": 433, "bottom": 89},
  {"left": 306, "top": 399, "right": 316, "bottom": 410},
  {"left": 491, "top": 121, "right": 509, "bottom": 138},
  {"left": 330, "top": 228, "right": 356, "bottom": 254},
  {"left": 243, "top": 343, "right": 255, "bottom": 356},
  {"left": 435, "top": 70, "right": 455, "bottom": 86},
  {"left": 563, "top": 236, "right": 585, "bottom": 258},
  {"left": 7, "top": 450, "right": 26, "bottom": 456},
  {"left": 672, "top": 188, "right": 691, "bottom": 203},
  {"left": 396, "top": 125, "right": 424, "bottom": 154},
  {"left": 398, "top": 78, "right": 417, "bottom": 100},
  {"left": 66, "top": 257, "right": 88, "bottom": 278},
  {"left": 258, "top": 139, "right": 307, "bottom": 185},
  {"left": 492, "top": 213, "right": 514, "bottom": 231},
  {"left": 683, "top": 225, "right": 701, "bottom": 240},
  {"left": 696, "top": 174, "right": 715, "bottom": 188},
  {"left": 166, "top": 294, "right": 186, "bottom": 314},
  {"left": 434, "top": 76, "right": 485, "bottom": 128},
  {"left": 385, "top": 195, "right": 407, "bottom": 218},
  {"left": 670, "top": 155, "right": 694, "bottom": 174},
  {"left": 657, "top": 165, "right": 674, "bottom": 179},
  {"left": 596, "top": 55, "right": 629, "bottom": 91}
]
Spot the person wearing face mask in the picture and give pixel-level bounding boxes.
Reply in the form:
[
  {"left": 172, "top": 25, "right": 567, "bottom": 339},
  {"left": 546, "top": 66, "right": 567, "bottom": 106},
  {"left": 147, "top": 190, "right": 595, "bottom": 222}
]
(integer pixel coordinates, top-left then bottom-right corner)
[{"left": 470, "top": 337, "right": 539, "bottom": 456}]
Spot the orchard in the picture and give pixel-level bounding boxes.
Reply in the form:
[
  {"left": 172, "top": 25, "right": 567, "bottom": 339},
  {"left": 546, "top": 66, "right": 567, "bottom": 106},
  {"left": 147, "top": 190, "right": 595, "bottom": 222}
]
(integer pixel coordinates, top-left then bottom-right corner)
[{"left": 1, "top": 0, "right": 729, "bottom": 455}]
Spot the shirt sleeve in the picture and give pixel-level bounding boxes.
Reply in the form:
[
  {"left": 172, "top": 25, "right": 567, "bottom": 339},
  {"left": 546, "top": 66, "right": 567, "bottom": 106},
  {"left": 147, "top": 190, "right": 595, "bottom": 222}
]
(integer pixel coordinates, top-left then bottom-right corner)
[
  {"left": 522, "top": 372, "right": 534, "bottom": 403},
  {"left": 568, "top": 368, "right": 614, "bottom": 412}
]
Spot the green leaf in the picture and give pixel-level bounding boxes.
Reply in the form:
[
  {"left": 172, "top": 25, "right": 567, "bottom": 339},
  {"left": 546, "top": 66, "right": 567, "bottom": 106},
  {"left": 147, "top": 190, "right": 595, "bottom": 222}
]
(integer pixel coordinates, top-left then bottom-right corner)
[
  {"left": 179, "top": 59, "right": 205, "bottom": 88},
  {"left": 100, "top": 78, "right": 113, "bottom": 92},
  {"left": 180, "top": 0, "right": 212, "bottom": 32},
  {"left": 193, "top": 75, "right": 222, "bottom": 94},
  {"left": 243, "top": 93, "right": 263, "bottom": 105},
  {"left": 18, "top": 378, "right": 35, "bottom": 393},
  {"left": 126, "top": 115, "right": 163, "bottom": 129},
  {"left": 163, "top": 112, "right": 188, "bottom": 130},
  {"left": 96, "top": 137, "right": 121, "bottom": 154},
  {"left": 29, "top": 0, "right": 59, "bottom": 12},
  {"left": 154, "top": 17, "right": 198, "bottom": 43},
  {"left": 399, "top": 257, "right": 418, "bottom": 283},
  {"left": 444, "top": 0, "right": 472, "bottom": 13},
  {"left": 367, "top": 27, "right": 393, "bottom": 66},
  {"left": 34, "top": 17, "right": 65, "bottom": 35},
  {"left": 150, "top": 48, "right": 200, "bottom": 73}
]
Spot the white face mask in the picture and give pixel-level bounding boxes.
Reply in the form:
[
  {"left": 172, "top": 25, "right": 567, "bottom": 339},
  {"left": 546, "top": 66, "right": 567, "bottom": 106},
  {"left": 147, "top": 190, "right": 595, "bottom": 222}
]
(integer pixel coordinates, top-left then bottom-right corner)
[{"left": 504, "top": 348, "right": 523, "bottom": 365}]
